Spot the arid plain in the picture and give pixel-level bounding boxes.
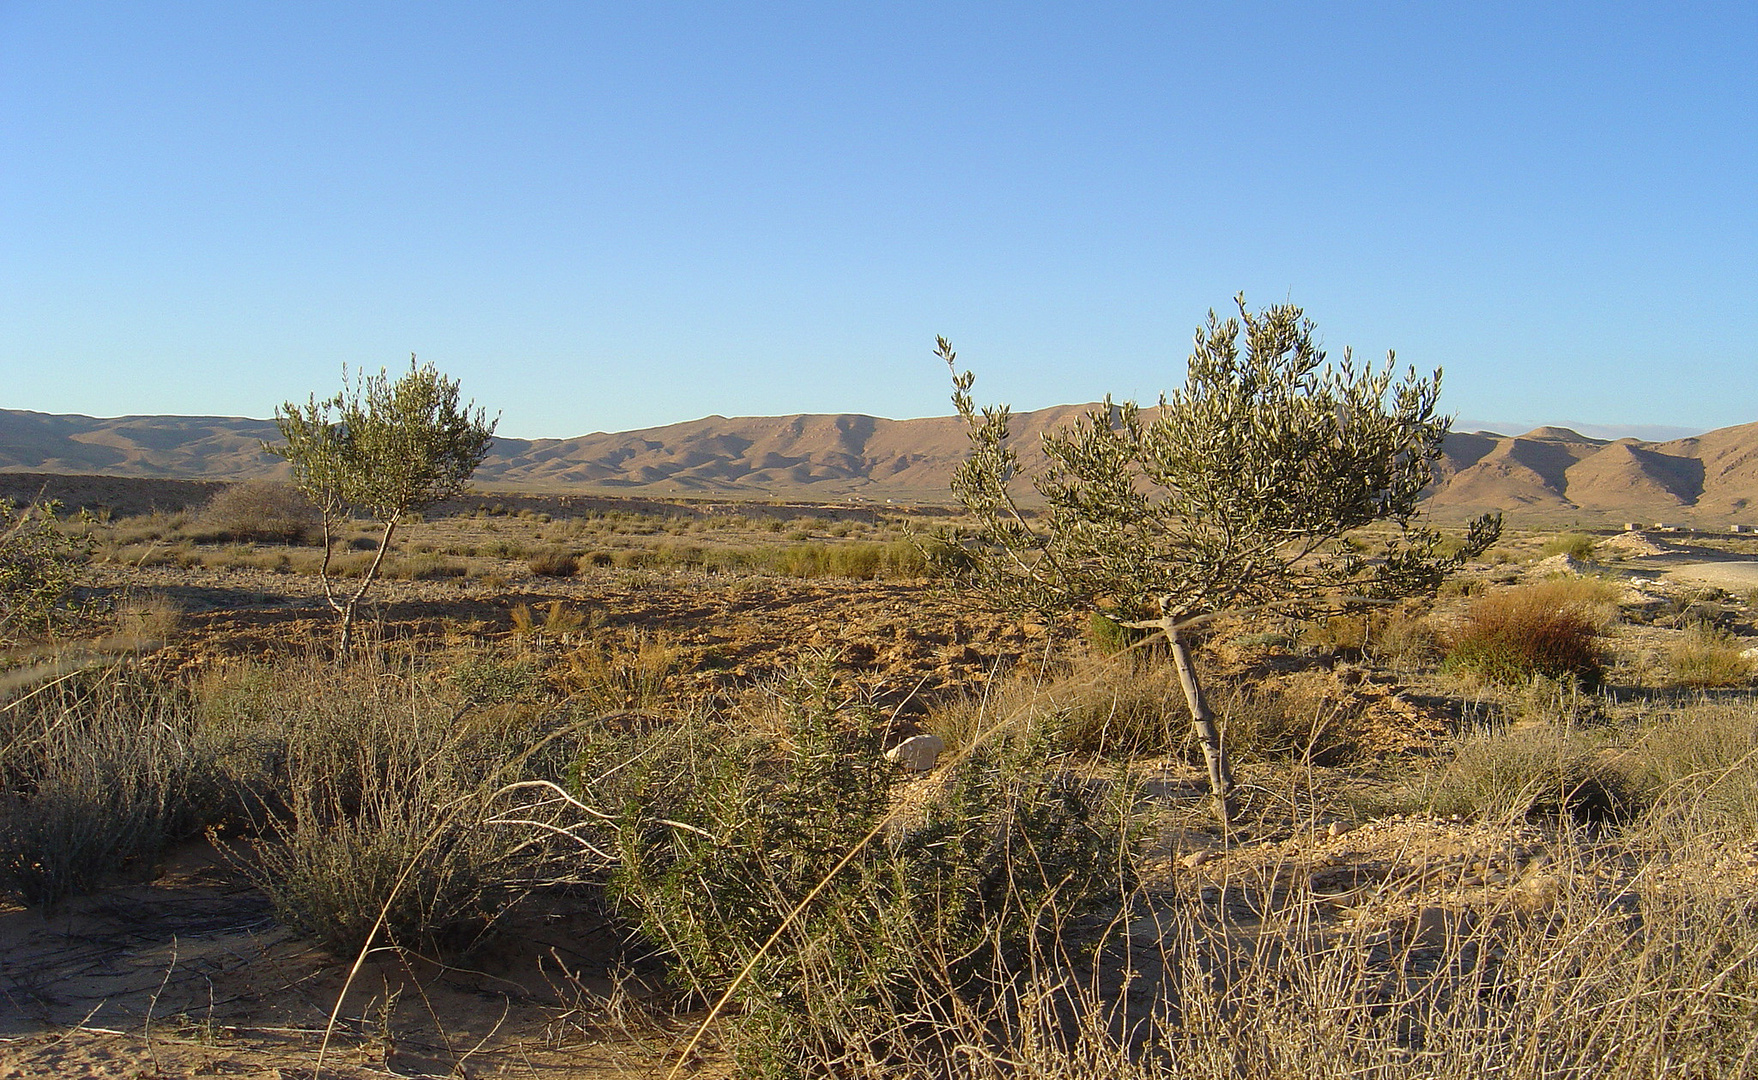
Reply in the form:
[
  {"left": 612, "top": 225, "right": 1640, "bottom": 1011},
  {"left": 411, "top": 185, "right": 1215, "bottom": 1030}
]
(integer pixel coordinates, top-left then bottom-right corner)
[{"left": 4, "top": 408, "right": 1758, "bottom": 1079}]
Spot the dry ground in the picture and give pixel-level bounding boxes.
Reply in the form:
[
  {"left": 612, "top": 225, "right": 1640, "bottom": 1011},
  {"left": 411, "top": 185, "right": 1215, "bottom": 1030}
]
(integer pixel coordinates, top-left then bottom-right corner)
[{"left": 5, "top": 506, "right": 1758, "bottom": 1077}]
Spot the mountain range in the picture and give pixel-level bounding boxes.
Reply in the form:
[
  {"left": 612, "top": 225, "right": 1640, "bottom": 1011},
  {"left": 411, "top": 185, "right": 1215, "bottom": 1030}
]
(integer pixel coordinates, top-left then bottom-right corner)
[{"left": 3, "top": 407, "right": 1755, "bottom": 522}]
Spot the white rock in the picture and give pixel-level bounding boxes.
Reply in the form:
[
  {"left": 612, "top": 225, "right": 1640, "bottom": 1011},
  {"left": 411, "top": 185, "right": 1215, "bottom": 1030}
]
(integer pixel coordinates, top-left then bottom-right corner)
[
  {"left": 884, "top": 734, "right": 945, "bottom": 772},
  {"left": 1179, "top": 850, "right": 1213, "bottom": 869}
]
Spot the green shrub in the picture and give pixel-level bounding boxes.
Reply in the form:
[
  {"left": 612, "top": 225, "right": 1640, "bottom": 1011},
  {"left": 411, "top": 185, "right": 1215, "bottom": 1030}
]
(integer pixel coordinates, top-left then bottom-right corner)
[
  {"left": 0, "top": 499, "right": 92, "bottom": 642},
  {"left": 1541, "top": 531, "right": 1597, "bottom": 560},
  {"left": 1444, "top": 583, "right": 1606, "bottom": 683},
  {"left": 449, "top": 654, "right": 547, "bottom": 704},
  {"left": 1087, "top": 611, "right": 1149, "bottom": 656},
  {"left": 601, "top": 654, "right": 1135, "bottom": 1075}
]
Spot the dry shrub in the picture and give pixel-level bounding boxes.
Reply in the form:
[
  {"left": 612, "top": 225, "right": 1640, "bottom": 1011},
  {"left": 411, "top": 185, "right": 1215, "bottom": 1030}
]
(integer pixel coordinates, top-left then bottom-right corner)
[
  {"left": 908, "top": 857, "right": 1758, "bottom": 1080},
  {"left": 527, "top": 546, "right": 581, "bottom": 577},
  {"left": 1624, "top": 700, "right": 1758, "bottom": 834},
  {"left": 1444, "top": 581, "right": 1611, "bottom": 683},
  {"left": 0, "top": 666, "right": 223, "bottom": 907},
  {"left": 1666, "top": 624, "right": 1754, "bottom": 687},
  {"left": 381, "top": 552, "right": 466, "bottom": 580},
  {"left": 236, "top": 656, "right": 571, "bottom": 954},
  {"left": 926, "top": 653, "right": 1401, "bottom": 767},
  {"left": 198, "top": 481, "right": 318, "bottom": 543},
  {"left": 1300, "top": 605, "right": 1440, "bottom": 668},
  {"left": 924, "top": 657, "right": 1177, "bottom": 760},
  {"left": 1408, "top": 723, "right": 1632, "bottom": 823}
]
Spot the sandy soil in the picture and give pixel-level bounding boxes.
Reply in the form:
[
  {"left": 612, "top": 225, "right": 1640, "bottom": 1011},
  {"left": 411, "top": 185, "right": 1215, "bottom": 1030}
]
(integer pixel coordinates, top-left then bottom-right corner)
[{"left": 0, "top": 838, "right": 727, "bottom": 1079}]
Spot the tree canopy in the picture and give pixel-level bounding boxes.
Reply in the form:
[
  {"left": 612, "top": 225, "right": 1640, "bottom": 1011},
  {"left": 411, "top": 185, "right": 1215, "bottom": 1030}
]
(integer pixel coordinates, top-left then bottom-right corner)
[
  {"left": 941, "top": 296, "right": 1500, "bottom": 817},
  {"left": 944, "top": 296, "right": 1499, "bottom": 628},
  {"left": 268, "top": 358, "right": 497, "bottom": 657}
]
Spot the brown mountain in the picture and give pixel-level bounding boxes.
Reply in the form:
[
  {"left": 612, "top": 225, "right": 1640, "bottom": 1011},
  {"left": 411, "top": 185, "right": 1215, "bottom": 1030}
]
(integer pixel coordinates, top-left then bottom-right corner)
[{"left": 4, "top": 407, "right": 1755, "bottom": 520}]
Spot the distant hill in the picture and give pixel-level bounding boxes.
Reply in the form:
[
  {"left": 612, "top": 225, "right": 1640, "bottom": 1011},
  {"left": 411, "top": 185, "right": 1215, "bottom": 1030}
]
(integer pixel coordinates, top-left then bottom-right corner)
[{"left": 4, "top": 407, "right": 1755, "bottom": 521}]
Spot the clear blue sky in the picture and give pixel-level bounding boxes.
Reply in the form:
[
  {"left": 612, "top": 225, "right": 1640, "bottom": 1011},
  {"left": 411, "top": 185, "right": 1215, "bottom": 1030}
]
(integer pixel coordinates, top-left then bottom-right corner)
[{"left": 3, "top": 2, "right": 1753, "bottom": 440}]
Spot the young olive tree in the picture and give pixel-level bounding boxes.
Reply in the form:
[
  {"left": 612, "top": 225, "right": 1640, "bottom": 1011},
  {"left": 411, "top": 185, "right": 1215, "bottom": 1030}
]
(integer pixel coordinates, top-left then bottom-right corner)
[
  {"left": 268, "top": 357, "right": 497, "bottom": 658},
  {"left": 942, "top": 296, "right": 1499, "bottom": 818}
]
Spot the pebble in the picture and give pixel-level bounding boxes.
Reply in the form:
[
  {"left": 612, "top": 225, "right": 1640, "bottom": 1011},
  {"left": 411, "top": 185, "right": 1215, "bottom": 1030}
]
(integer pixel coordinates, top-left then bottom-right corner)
[{"left": 883, "top": 733, "right": 945, "bottom": 772}]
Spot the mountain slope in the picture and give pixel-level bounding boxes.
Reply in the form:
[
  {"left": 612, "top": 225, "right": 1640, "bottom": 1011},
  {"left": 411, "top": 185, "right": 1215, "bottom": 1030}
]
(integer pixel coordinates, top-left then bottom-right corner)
[{"left": 4, "top": 407, "right": 1755, "bottom": 518}]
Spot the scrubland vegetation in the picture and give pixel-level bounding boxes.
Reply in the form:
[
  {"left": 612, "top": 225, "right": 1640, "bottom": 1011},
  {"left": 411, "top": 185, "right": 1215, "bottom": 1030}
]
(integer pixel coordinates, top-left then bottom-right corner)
[{"left": 3, "top": 489, "right": 1758, "bottom": 1077}]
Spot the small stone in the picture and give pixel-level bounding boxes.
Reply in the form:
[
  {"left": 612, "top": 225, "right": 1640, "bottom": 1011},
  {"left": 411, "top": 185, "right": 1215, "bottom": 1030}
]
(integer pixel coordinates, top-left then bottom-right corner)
[
  {"left": 1180, "top": 850, "right": 1214, "bottom": 869},
  {"left": 1327, "top": 821, "right": 1350, "bottom": 839},
  {"left": 883, "top": 734, "right": 945, "bottom": 772}
]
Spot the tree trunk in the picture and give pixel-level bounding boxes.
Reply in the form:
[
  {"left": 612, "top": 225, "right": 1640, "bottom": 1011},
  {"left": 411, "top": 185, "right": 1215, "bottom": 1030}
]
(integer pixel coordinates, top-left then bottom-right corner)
[
  {"left": 1165, "top": 627, "right": 1234, "bottom": 822},
  {"left": 337, "top": 518, "right": 398, "bottom": 662}
]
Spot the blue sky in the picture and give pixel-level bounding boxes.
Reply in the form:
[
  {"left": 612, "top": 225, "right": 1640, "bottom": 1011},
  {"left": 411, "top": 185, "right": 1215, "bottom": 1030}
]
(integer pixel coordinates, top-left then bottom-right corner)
[{"left": 2, "top": 2, "right": 1753, "bottom": 440}]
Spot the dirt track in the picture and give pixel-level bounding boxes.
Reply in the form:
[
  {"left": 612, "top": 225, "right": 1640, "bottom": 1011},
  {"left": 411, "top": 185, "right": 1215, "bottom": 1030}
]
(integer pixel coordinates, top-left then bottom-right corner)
[{"left": 1661, "top": 560, "right": 1758, "bottom": 590}]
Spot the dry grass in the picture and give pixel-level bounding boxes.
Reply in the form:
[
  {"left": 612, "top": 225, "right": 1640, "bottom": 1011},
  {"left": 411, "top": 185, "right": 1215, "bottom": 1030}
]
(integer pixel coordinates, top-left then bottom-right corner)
[
  {"left": 1667, "top": 623, "right": 1755, "bottom": 687},
  {"left": 0, "top": 664, "right": 224, "bottom": 906},
  {"left": 16, "top": 501, "right": 1758, "bottom": 1076}
]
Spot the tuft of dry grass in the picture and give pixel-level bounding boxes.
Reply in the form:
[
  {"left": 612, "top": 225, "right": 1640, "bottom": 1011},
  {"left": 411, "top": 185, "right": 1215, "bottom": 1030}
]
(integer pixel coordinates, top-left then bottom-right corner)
[
  {"left": 1666, "top": 623, "right": 1754, "bottom": 687},
  {"left": 1403, "top": 722, "right": 1632, "bottom": 823},
  {"left": 559, "top": 631, "right": 680, "bottom": 714},
  {"left": 0, "top": 666, "right": 225, "bottom": 907},
  {"left": 526, "top": 546, "right": 581, "bottom": 577}
]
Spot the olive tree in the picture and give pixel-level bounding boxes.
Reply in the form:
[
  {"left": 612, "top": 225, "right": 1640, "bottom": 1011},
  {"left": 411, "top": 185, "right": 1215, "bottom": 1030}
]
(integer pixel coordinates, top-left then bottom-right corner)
[
  {"left": 268, "top": 358, "right": 497, "bottom": 658},
  {"left": 941, "top": 296, "right": 1499, "bottom": 818}
]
